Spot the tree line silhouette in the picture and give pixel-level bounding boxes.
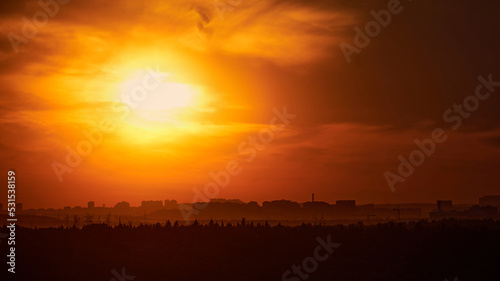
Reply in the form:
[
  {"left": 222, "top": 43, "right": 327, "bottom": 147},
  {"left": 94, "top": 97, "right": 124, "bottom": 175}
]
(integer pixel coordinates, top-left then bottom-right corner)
[{"left": 2, "top": 219, "right": 500, "bottom": 281}]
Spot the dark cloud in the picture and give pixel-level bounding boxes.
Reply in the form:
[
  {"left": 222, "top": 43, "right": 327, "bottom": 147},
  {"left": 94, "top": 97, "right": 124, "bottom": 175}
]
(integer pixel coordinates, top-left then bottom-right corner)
[{"left": 247, "top": 0, "right": 500, "bottom": 130}]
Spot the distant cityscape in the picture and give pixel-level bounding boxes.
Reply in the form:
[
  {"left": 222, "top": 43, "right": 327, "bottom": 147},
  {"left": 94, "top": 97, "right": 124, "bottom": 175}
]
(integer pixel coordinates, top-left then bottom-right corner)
[{"left": 2, "top": 195, "right": 500, "bottom": 228}]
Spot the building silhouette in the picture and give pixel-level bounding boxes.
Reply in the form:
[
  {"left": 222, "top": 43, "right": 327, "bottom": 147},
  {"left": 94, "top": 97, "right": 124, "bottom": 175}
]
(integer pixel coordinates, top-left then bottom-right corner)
[
  {"left": 164, "top": 200, "right": 178, "bottom": 209},
  {"left": 437, "top": 200, "right": 452, "bottom": 211},
  {"left": 479, "top": 195, "right": 500, "bottom": 207},
  {"left": 115, "top": 201, "right": 130, "bottom": 209},
  {"left": 141, "top": 200, "right": 163, "bottom": 211},
  {"left": 336, "top": 200, "right": 356, "bottom": 208}
]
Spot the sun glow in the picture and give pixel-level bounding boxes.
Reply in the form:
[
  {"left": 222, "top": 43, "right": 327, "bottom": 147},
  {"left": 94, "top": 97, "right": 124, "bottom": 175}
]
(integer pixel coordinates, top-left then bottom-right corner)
[
  {"left": 117, "top": 70, "right": 208, "bottom": 121},
  {"left": 108, "top": 68, "right": 216, "bottom": 144},
  {"left": 138, "top": 82, "right": 195, "bottom": 111},
  {"left": 120, "top": 72, "right": 198, "bottom": 108}
]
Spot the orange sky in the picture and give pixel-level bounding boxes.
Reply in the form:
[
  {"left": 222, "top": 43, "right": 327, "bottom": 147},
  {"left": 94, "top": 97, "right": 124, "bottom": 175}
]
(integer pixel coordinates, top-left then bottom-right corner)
[{"left": 1, "top": 0, "right": 500, "bottom": 208}]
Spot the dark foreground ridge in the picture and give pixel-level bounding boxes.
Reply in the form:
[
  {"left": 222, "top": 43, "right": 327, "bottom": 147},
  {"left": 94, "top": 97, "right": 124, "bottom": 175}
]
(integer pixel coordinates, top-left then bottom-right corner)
[{"left": 2, "top": 219, "right": 500, "bottom": 281}]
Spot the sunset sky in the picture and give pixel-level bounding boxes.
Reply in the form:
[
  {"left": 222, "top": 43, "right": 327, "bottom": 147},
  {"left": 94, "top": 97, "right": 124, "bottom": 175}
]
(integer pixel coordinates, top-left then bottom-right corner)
[{"left": 1, "top": 0, "right": 500, "bottom": 208}]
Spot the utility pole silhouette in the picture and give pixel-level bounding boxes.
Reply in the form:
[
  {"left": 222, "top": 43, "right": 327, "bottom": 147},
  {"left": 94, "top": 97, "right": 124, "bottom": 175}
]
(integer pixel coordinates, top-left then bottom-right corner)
[
  {"left": 312, "top": 193, "right": 317, "bottom": 225},
  {"left": 85, "top": 214, "right": 93, "bottom": 225},
  {"left": 73, "top": 215, "right": 80, "bottom": 227},
  {"left": 393, "top": 205, "right": 401, "bottom": 221}
]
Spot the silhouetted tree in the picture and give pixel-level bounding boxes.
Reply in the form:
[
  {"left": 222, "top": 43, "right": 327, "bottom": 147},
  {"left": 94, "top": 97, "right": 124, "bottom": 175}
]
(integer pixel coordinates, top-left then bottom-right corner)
[{"left": 5, "top": 219, "right": 500, "bottom": 281}]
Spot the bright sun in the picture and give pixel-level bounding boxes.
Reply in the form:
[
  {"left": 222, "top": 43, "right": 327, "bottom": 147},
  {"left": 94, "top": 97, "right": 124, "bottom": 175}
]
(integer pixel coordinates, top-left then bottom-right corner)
[
  {"left": 117, "top": 70, "right": 204, "bottom": 125},
  {"left": 120, "top": 72, "right": 197, "bottom": 110},
  {"left": 110, "top": 68, "right": 216, "bottom": 145},
  {"left": 133, "top": 82, "right": 196, "bottom": 111}
]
